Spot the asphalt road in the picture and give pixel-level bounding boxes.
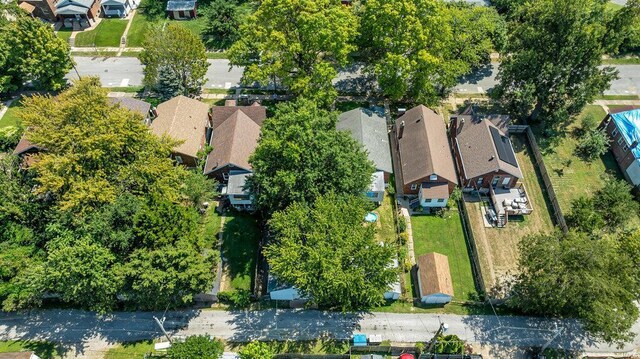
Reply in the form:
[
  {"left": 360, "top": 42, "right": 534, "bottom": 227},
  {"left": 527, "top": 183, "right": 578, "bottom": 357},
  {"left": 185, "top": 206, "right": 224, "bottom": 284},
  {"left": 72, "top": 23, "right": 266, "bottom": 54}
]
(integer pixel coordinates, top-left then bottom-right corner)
[
  {"left": 1, "top": 309, "right": 639, "bottom": 358},
  {"left": 70, "top": 57, "right": 640, "bottom": 96}
]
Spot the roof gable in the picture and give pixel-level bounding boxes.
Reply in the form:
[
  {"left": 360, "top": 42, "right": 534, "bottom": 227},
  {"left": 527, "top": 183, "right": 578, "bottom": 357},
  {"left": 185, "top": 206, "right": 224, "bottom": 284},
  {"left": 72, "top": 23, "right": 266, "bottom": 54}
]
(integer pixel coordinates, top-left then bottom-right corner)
[
  {"left": 396, "top": 106, "right": 457, "bottom": 185},
  {"left": 418, "top": 252, "right": 454, "bottom": 297},
  {"left": 204, "top": 110, "right": 262, "bottom": 174},
  {"left": 211, "top": 105, "right": 266, "bottom": 129},
  {"left": 150, "top": 96, "right": 210, "bottom": 158},
  {"left": 337, "top": 108, "right": 393, "bottom": 174}
]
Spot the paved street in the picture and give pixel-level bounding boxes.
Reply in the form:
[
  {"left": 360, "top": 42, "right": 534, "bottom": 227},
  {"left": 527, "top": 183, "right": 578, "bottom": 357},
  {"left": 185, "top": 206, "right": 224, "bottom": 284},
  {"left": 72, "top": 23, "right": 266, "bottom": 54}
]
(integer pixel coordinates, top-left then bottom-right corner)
[
  {"left": 70, "top": 57, "right": 640, "bottom": 96},
  {"left": 1, "top": 309, "right": 638, "bottom": 358}
]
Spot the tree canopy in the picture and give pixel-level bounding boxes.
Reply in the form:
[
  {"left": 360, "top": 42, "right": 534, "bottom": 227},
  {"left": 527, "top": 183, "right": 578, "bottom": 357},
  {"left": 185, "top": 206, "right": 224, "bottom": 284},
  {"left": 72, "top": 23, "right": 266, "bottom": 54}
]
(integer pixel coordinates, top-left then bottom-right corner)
[
  {"left": 140, "top": 23, "right": 209, "bottom": 98},
  {"left": 265, "top": 194, "right": 396, "bottom": 310},
  {"left": 228, "top": 0, "right": 358, "bottom": 106},
  {"left": 238, "top": 341, "right": 275, "bottom": 359},
  {"left": 248, "top": 99, "right": 375, "bottom": 215},
  {"left": 509, "top": 230, "right": 640, "bottom": 344},
  {"left": 0, "top": 79, "right": 214, "bottom": 311},
  {"left": 492, "top": 0, "right": 619, "bottom": 128},
  {"left": 167, "top": 335, "right": 224, "bottom": 359},
  {"left": 358, "top": 0, "right": 503, "bottom": 104},
  {"left": 0, "top": 13, "right": 72, "bottom": 94}
]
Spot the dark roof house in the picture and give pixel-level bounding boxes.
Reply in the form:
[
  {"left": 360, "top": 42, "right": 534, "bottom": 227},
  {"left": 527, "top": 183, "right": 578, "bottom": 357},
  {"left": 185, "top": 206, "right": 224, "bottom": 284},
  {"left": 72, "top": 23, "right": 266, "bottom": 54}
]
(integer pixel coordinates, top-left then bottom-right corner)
[
  {"left": 204, "top": 100, "right": 267, "bottom": 181},
  {"left": 108, "top": 97, "right": 153, "bottom": 121},
  {"left": 337, "top": 107, "right": 393, "bottom": 175}
]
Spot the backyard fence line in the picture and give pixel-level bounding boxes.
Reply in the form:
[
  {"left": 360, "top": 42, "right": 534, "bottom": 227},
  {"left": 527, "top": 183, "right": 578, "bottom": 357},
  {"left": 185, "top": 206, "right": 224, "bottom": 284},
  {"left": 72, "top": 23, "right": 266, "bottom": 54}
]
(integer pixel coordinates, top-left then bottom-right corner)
[
  {"left": 457, "top": 199, "right": 487, "bottom": 297},
  {"left": 350, "top": 345, "right": 418, "bottom": 355},
  {"left": 508, "top": 125, "right": 569, "bottom": 233},
  {"left": 274, "top": 355, "right": 349, "bottom": 359}
]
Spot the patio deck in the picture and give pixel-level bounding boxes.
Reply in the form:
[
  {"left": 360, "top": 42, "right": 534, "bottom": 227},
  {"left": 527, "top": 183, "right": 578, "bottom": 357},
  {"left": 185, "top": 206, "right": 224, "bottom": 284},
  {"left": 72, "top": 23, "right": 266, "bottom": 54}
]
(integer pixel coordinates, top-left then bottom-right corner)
[{"left": 490, "top": 183, "right": 533, "bottom": 227}]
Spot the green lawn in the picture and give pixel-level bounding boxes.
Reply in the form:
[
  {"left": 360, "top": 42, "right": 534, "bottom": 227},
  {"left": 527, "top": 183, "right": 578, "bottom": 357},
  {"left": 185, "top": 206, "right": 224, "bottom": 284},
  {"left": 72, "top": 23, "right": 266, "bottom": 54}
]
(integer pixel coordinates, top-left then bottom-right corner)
[
  {"left": 56, "top": 29, "right": 72, "bottom": 43},
  {"left": 221, "top": 213, "right": 261, "bottom": 292},
  {"left": 0, "top": 98, "right": 24, "bottom": 128},
  {"left": 0, "top": 340, "right": 64, "bottom": 359},
  {"left": 536, "top": 105, "right": 624, "bottom": 212},
  {"left": 375, "top": 193, "right": 397, "bottom": 244},
  {"left": 104, "top": 340, "right": 155, "bottom": 359},
  {"left": 201, "top": 207, "right": 222, "bottom": 249},
  {"left": 411, "top": 210, "right": 477, "bottom": 301},
  {"left": 74, "top": 19, "right": 128, "bottom": 47},
  {"left": 126, "top": 11, "right": 206, "bottom": 47}
]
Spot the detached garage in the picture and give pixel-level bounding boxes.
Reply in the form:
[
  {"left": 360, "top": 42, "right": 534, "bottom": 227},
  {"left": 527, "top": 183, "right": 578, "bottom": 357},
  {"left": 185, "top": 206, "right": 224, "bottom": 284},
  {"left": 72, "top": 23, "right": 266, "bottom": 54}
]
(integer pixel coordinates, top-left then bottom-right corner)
[{"left": 417, "top": 252, "right": 454, "bottom": 304}]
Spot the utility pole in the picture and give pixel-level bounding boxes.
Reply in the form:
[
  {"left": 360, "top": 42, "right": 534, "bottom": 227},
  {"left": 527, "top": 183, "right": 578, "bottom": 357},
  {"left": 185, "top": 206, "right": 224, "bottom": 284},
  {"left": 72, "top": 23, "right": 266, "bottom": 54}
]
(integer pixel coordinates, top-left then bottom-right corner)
[
  {"left": 153, "top": 316, "right": 173, "bottom": 343},
  {"left": 539, "top": 324, "right": 564, "bottom": 355},
  {"left": 426, "top": 320, "right": 448, "bottom": 354}
]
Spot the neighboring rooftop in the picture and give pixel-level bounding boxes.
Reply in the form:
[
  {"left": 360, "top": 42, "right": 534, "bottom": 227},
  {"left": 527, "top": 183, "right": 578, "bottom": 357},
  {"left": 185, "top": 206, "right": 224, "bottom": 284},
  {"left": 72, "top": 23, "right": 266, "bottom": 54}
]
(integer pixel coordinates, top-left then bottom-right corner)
[
  {"left": 611, "top": 108, "right": 640, "bottom": 158},
  {"left": 454, "top": 108, "right": 523, "bottom": 180},
  {"left": 108, "top": 97, "right": 152, "bottom": 118},
  {"left": 417, "top": 252, "right": 454, "bottom": 298},
  {"left": 396, "top": 105, "right": 457, "bottom": 185},
  {"left": 204, "top": 108, "right": 263, "bottom": 175},
  {"left": 150, "top": 95, "right": 210, "bottom": 158},
  {"left": 226, "top": 170, "right": 251, "bottom": 195},
  {"left": 337, "top": 107, "right": 393, "bottom": 174},
  {"left": 56, "top": 0, "right": 94, "bottom": 14},
  {"left": 369, "top": 170, "right": 385, "bottom": 193},
  {"left": 210, "top": 101, "right": 266, "bottom": 129},
  {"left": 12, "top": 135, "right": 38, "bottom": 156},
  {"left": 166, "top": 0, "right": 195, "bottom": 10}
]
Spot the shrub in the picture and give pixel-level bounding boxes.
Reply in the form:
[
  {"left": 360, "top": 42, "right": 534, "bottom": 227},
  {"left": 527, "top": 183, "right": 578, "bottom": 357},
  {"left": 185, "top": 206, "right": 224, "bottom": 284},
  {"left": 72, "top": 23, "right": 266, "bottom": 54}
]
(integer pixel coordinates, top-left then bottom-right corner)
[
  {"left": 575, "top": 128, "right": 609, "bottom": 161},
  {"left": 217, "top": 289, "right": 251, "bottom": 307},
  {"left": 398, "top": 232, "right": 409, "bottom": 245},
  {"left": 397, "top": 216, "right": 407, "bottom": 233},
  {"left": 0, "top": 126, "right": 22, "bottom": 152}
]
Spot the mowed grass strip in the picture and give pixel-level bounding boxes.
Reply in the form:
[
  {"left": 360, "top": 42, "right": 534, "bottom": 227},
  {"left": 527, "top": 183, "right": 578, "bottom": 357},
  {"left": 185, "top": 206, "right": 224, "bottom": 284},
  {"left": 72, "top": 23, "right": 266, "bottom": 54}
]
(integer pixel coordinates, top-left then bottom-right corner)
[
  {"left": 221, "top": 213, "right": 260, "bottom": 291},
  {"left": 0, "top": 98, "right": 24, "bottom": 128},
  {"left": 74, "top": 19, "right": 128, "bottom": 47},
  {"left": 411, "top": 211, "right": 477, "bottom": 301}
]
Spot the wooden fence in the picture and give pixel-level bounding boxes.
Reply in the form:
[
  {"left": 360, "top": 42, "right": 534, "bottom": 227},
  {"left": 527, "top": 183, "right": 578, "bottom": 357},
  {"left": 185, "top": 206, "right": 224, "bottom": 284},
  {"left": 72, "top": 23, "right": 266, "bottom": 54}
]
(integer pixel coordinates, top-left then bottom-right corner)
[
  {"left": 457, "top": 199, "right": 487, "bottom": 296},
  {"left": 508, "top": 125, "right": 568, "bottom": 233}
]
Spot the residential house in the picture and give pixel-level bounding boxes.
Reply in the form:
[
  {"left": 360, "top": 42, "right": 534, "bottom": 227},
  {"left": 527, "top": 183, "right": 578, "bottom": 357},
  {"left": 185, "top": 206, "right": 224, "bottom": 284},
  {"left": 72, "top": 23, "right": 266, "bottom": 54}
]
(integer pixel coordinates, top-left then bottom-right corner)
[
  {"left": 55, "top": 0, "right": 101, "bottom": 26},
  {"left": 225, "top": 170, "right": 254, "bottom": 211},
  {"left": 166, "top": 0, "right": 196, "bottom": 19},
  {"left": 18, "top": 2, "right": 37, "bottom": 17},
  {"left": 18, "top": 0, "right": 57, "bottom": 21},
  {"left": 449, "top": 107, "right": 522, "bottom": 190},
  {"left": 204, "top": 100, "right": 266, "bottom": 182},
  {"left": 392, "top": 105, "right": 458, "bottom": 208},
  {"left": 450, "top": 107, "right": 532, "bottom": 227},
  {"left": 416, "top": 252, "right": 454, "bottom": 305},
  {"left": 100, "top": 0, "right": 134, "bottom": 17},
  {"left": 337, "top": 107, "right": 393, "bottom": 204},
  {"left": 150, "top": 95, "right": 211, "bottom": 167},
  {"left": 601, "top": 108, "right": 640, "bottom": 187},
  {"left": 13, "top": 136, "right": 40, "bottom": 168},
  {"left": 107, "top": 96, "right": 155, "bottom": 124}
]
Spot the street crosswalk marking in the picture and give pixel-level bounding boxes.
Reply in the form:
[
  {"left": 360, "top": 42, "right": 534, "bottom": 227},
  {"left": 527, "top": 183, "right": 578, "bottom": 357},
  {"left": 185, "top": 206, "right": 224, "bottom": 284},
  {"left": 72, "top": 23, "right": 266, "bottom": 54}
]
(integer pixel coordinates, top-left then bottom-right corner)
[
  {"left": 120, "top": 78, "right": 129, "bottom": 87},
  {"left": 224, "top": 82, "right": 232, "bottom": 89}
]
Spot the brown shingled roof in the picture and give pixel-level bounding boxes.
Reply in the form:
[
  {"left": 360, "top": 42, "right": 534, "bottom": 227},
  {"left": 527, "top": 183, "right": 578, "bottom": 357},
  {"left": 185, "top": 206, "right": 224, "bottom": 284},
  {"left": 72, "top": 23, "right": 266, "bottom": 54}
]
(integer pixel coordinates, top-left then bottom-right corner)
[
  {"left": 108, "top": 97, "right": 152, "bottom": 118},
  {"left": 12, "top": 135, "right": 38, "bottom": 156},
  {"left": 211, "top": 105, "right": 266, "bottom": 130},
  {"left": 417, "top": 252, "right": 454, "bottom": 298},
  {"left": 18, "top": 2, "right": 35, "bottom": 13},
  {"left": 0, "top": 352, "right": 36, "bottom": 359},
  {"left": 203, "top": 110, "right": 262, "bottom": 175},
  {"left": 150, "top": 96, "right": 210, "bottom": 158},
  {"left": 454, "top": 114, "right": 523, "bottom": 180},
  {"left": 396, "top": 106, "right": 457, "bottom": 185}
]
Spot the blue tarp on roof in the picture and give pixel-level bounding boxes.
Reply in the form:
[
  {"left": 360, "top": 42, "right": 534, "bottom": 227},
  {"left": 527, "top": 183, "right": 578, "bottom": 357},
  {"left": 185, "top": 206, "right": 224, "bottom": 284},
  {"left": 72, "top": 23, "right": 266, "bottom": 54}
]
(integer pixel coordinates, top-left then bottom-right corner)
[{"left": 612, "top": 109, "right": 640, "bottom": 158}]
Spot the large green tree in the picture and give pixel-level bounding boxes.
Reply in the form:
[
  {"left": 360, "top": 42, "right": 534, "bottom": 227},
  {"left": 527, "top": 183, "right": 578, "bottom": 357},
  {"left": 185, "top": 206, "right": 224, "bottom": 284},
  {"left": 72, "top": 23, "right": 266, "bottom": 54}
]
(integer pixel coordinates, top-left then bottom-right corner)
[
  {"left": 228, "top": 0, "right": 358, "bottom": 106},
  {"left": 265, "top": 194, "right": 396, "bottom": 310},
  {"left": 0, "top": 14, "right": 72, "bottom": 94},
  {"left": 167, "top": 335, "right": 224, "bottom": 359},
  {"left": 248, "top": 99, "right": 375, "bottom": 215},
  {"left": 510, "top": 230, "right": 640, "bottom": 344},
  {"left": 140, "top": 24, "right": 209, "bottom": 98},
  {"left": 493, "top": 0, "right": 619, "bottom": 128},
  {"left": 358, "top": 0, "right": 503, "bottom": 104},
  {"left": 202, "top": 0, "right": 243, "bottom": 50},
  {"left": 21, "top": 77, "right": 185, "bottom": 213}
]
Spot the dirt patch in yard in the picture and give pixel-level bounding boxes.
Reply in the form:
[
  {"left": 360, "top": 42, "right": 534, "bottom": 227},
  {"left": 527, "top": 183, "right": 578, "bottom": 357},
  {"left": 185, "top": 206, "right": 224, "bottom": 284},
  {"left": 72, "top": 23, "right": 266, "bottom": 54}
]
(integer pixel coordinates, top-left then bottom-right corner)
[{"left": 465, "top": 136, "right": 555, "bottom": 293}]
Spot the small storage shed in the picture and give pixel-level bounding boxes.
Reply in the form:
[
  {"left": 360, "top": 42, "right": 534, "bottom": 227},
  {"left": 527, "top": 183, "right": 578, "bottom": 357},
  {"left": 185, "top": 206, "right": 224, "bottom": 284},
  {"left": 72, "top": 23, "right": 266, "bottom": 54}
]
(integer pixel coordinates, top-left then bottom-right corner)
[
  {"left": 166, "top": 0, "right": 196, "bottom": 19},
  {"left": 417, "top": 252, "right": 454, "bottom": 304}
]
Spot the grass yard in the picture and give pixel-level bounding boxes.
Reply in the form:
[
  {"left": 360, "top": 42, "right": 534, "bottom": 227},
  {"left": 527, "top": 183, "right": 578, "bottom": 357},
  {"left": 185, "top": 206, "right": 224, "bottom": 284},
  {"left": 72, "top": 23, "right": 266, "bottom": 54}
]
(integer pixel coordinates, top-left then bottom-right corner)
[
  {"left": 56, "top": 29, "right": 72, "bottom": 43},
  {"left": 374, "top": 193, "right": 397, "bottom": 244},
  {"left": 220, "top": 213, "right": 261, "bottom": 292},
  {"left": 536, "top": 105, "right": 624, "bottom": 212},
  {"left": 0, "top": 98, "right": 24, "bottom": 128},
  {"left": 0, "top": 340, "right": 64, "bottom": 358},
  {"left": 74, "top": 19, "right": 128, "bottom": 47},
  {"left": 104, "top": 340, "right": 156, "bottom": 359},
  {"left": 466, "top": 135, "right": 555, "bottom": 292},
  {"left": 126, "top": 11, "right": 206, "bottom": 47},
  {"left": 411, "top": 209, "right": 477, "bottom": 301}
]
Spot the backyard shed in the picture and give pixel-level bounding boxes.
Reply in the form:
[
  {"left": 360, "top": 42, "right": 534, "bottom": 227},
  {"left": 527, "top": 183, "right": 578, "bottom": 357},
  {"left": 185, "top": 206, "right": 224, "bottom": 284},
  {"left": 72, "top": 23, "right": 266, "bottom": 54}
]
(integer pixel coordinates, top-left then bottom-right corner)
[
  {"left": 417, "top": 252, "right": 454, "bottom": 304},
  {"left": 166, "top": 0, "right": 196, "bottom": 19}
]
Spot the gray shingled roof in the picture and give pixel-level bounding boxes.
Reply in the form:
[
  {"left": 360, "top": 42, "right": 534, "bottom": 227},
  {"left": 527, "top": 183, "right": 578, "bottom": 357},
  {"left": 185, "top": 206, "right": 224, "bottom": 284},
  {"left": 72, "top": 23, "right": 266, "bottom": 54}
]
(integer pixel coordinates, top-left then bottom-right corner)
[
  {"left": 226, "top": 170, "right": 250, "bottom": 195},
  {"left": 166, "top": 0, "right": 195, "bottom": 11},
  {"left": 108, "top": 97, "right": 151, "bottom": 118},
  {"left": 337, "top": 108, "right": 393, "bottom": 174}
]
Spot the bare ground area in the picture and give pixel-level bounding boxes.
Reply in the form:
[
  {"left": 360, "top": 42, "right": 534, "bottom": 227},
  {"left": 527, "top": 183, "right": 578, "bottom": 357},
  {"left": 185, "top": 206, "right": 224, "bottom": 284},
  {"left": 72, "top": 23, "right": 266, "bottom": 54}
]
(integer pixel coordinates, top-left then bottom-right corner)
[{"left": 465, "top": 136, "right": 555, "bottom": 293}]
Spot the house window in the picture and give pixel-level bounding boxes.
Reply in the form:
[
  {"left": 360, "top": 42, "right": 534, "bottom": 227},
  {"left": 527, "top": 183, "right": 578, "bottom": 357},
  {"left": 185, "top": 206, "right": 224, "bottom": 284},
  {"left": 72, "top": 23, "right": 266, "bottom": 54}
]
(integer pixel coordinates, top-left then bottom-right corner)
[
  {"left": 476, "top": 177, "right": 483, "bottom": 185},
  {"left": 222, "top": 172, "right": 229, "bottom": 181},
  {"left": 612, "top": 128, "right": 618, "bottom": 137},
  {"left": 618, "top": 137, "right": 625, "bottom": 146},
  {"left": 623, "top": 144, "right": 629, "bottom": 152},
  {"left": 410, "top": 184, "right": 418, "bottom": 190},
  {"left": 424, "top": 198, "right": 432, "bottom": 203},
  {"left": 429, "top": 174, "right": 438, "bottom": 181},
  {"left": 175, "top": 155, "right": 183, "bottom": 164},
  {"left": 437, "top": 198, "right": 445, "bottom": 203}
]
